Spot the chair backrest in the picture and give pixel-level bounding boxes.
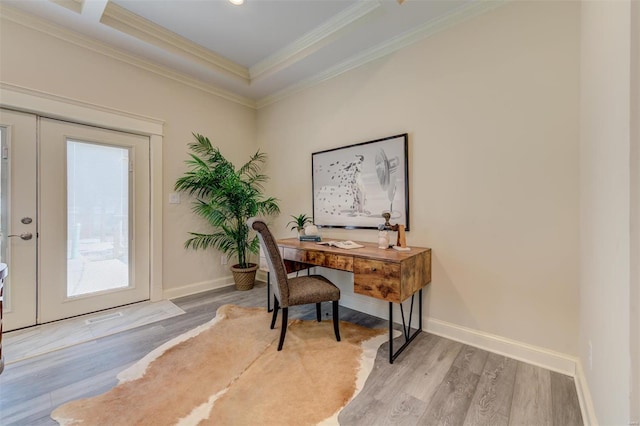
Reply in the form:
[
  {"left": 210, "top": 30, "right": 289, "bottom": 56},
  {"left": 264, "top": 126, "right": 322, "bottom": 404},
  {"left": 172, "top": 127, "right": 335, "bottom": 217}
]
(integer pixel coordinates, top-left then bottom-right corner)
[{"left": 247, "top": 218, "right": 290, "bottom": 306}]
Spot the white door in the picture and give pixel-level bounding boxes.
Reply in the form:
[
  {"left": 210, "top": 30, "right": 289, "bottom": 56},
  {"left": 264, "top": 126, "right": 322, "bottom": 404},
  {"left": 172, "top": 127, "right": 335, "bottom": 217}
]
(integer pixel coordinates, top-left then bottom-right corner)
[
  {"left": 0, "top": 109, "right": 38, "bottom": 330},
  {"left": 38, "top": 118, "right": 150, "bottom": 323}
]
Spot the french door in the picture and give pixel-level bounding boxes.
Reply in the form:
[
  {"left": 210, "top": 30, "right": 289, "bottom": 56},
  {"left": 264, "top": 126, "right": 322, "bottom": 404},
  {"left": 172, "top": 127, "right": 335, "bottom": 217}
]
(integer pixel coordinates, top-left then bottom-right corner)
[
  {"left": 0, "top": 110, "right": 37, "bottom": 330},
  {"left": 0, "top": 109, "right": 151, "bottom": 330}
]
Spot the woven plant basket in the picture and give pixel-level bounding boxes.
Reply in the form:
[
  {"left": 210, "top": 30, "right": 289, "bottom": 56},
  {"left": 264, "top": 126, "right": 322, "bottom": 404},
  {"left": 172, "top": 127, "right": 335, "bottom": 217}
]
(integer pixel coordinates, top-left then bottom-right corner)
[{"left": 230, "top": 263, "right": 259, "bottom": 291}]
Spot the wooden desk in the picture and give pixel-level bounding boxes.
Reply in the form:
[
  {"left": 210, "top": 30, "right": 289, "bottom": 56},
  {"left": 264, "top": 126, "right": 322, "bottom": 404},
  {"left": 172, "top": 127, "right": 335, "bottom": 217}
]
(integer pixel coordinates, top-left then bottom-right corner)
[{"left": 276, "top": 238, "right": 431, "bottom": 363}]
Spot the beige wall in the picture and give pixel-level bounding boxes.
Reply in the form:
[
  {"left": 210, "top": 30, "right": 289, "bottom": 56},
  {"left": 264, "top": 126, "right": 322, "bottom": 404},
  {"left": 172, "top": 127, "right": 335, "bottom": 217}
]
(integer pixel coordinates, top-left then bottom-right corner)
[
  {"left": 6, "top": 0, "right": 640, "bottom": 421},
  {"left": 580, "top": 0, "right": 638, "bottom": 424},
  {"left": 1, "top": 0, "right": 582, "bottom": 356},
  {"left": 8, "top": 0, "right": 639, "bottom": 421},
  {"left": 633, "top": 2, "right": 640, "bottom": 421},
  {"left": 0, "top": 16, "right": 257, "bottom": 294},
  {"left": 258, "top": 1, "right": 580, "bottom": 356}
]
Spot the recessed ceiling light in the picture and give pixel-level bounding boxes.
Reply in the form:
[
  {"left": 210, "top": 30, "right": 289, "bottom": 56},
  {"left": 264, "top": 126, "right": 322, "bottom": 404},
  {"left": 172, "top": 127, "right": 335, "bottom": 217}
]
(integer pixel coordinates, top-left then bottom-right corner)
[{"left": 229, "top": 0, "right": 244, "bottom": 5}]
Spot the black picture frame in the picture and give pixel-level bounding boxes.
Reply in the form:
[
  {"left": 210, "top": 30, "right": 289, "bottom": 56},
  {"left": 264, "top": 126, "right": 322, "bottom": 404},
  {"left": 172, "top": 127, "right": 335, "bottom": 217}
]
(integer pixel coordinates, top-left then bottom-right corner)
[{"left": 312, "top": 133, "right": 409, "bottom": 230}]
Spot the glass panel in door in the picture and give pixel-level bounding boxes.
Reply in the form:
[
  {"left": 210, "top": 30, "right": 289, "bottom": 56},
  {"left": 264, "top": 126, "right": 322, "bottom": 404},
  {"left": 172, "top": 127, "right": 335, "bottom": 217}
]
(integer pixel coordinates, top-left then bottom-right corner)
[{"left": 67, "top": 141, "right": 130, "bottom": 297}]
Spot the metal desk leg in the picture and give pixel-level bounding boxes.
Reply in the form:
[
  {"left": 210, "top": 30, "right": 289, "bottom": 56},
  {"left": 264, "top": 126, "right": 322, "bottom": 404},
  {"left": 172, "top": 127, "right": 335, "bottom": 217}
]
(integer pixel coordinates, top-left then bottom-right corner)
[{"left": 388, "top": 289, "right": 423, "bottom": 364}]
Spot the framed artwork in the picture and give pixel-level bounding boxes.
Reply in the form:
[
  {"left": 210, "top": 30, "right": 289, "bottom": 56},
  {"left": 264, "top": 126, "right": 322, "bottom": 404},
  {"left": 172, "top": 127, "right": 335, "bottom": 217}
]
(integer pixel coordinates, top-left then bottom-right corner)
[{"left": 312, "top": 133, "right": 409, "bottom": 230}]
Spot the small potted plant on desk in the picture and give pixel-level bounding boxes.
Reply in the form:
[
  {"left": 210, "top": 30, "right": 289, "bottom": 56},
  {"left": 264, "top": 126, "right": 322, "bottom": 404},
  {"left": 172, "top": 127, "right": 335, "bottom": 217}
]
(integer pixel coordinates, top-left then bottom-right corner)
[
  {"left": 287, "top": 213, "right": 312, "bottom": 236},
  {"left": 175, "top": 133, "right": 280, "bottom": 291},
  {"left": 288, "top": 214, "right": 321, "bottom": 242}
]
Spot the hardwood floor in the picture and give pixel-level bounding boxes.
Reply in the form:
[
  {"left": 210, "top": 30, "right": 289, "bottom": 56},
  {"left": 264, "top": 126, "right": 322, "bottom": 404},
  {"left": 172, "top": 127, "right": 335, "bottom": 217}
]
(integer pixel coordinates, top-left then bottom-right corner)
[{"left": 0, "top": 283, "right": 583, "bottom": 425}]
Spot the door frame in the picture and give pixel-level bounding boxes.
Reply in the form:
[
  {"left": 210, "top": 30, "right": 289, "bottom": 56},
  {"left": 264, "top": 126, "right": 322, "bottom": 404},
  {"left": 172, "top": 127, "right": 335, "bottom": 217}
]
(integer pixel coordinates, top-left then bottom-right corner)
[{"left": 0, "top": 82, "right": 164, "bottom": 303}]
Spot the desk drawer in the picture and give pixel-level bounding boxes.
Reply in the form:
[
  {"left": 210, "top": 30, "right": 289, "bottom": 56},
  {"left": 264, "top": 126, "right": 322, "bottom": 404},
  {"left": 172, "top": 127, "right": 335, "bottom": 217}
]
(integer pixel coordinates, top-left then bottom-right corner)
[
  {"left": 353, "top": 258, "right": 401, "bottom": 303},
  {"left": 282, "top": 248, "right": 352, "bottom": 272},
  {"left": 282, "top": 248, "right": 323, "bottom": 265},
  {"left": 324, "top": 253, "right": 353, "bottom": 271}
]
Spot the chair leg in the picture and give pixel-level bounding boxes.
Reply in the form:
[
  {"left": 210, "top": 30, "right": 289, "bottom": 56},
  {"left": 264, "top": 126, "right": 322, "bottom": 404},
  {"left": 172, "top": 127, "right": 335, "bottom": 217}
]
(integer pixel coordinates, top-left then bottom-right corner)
[
  {"left": 271, "top": 297, "right": 280, "bottom": 330},
  {"left": 316, "top": 303, "right": 321, "bottom": 322},
  {"left": 277, "top": 307, "right": 289, "bottom": 351},
  {"left": 332, "top": 300, "right": 341, "bottom": 342}
]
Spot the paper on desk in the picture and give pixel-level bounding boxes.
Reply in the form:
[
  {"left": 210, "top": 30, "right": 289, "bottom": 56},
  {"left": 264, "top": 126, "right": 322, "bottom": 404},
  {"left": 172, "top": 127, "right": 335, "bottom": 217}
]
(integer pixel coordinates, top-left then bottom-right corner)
[{"left": 316, "top": 240, "right": 364, "bottom": 249}]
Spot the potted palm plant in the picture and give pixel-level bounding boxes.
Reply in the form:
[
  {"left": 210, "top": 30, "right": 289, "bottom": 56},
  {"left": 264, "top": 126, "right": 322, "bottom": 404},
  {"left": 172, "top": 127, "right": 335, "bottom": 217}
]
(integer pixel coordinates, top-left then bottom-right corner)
[{"left": 175, "top": 133, "right": 280, "bottom": 290}]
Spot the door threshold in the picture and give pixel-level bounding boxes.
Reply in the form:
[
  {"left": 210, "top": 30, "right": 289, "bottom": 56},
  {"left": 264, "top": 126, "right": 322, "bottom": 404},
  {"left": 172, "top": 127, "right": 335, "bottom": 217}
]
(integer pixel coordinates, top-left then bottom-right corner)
[{"left": 2, "top": 300, "right": 185, "bottom": 364}]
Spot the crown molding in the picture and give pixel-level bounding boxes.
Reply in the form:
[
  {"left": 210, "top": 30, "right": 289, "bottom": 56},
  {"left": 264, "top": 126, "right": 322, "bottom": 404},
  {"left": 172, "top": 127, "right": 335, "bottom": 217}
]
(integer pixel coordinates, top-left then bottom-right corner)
[
  {"left": 49, "top": 0, "right": 82, "bottom": 14},
  {"left": 100, "top": 2, "right": 249, "bottom": 83},
  {"left": 257, "top": 0, "right": 508, "bottom": 108},
  {"left": 2, "top": 0, "right": 508, "bottom": 110},
  {"left": 0, "top": 6, "right": 257, "bottom": 109},
  {"left": 249, "top": 0, "right": 382, "bottom": 82}
]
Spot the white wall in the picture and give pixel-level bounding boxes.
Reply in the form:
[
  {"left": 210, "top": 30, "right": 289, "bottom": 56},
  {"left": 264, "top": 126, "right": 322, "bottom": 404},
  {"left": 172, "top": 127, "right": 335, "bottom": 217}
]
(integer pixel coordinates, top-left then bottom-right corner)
[
  {"left": 579, "top": 0, "right": 638, "bottom": 424},
  {"left": 0, "top": 15, "right": 257, "bottom": 296},
  {"left": 258, "top": 1, "right": 580, "bottom": 357}
]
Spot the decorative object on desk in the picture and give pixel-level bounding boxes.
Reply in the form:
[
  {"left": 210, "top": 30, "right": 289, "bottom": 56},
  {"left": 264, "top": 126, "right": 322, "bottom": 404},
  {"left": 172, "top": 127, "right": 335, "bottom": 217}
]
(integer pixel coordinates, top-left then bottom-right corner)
[
  {"left": 303, "top": 224, "right": 319, "bottom": 235},
  {"left": 298, "top": 234, "right": 322, "bottom": 242},
  {"left": 379, "top": 212, "right": 409, "bottom": 250},
  {"left": 299, "top": 224, "right": 321, "bottom": 241},
  {"left": 174, "top": 133, "right": 280, "bottom": 291},
  {"left": 51, "top": 304, "right": 389, "bottom": 425},
  {"left": 286, "top": 213, "right": 312, "bottom": 236},
  {"left": 378, "top": 230, "right": 390, "bottom": 249},
  {"left": 312, "top": 133, "right": 409, "bottom": 230}
]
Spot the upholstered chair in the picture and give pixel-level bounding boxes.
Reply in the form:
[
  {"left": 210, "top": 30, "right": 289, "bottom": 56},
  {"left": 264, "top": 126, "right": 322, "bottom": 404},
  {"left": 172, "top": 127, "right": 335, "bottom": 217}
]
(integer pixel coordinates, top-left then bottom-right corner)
[{"left": 247, "top": 217, "right": 340, "bottom": 351}]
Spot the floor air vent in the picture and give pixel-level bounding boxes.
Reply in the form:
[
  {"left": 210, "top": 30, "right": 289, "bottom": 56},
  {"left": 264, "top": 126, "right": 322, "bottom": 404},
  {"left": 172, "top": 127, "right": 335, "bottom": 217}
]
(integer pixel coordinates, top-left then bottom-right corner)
[{"left": 85, "top": 311, "right": 124, "bottom": 325}]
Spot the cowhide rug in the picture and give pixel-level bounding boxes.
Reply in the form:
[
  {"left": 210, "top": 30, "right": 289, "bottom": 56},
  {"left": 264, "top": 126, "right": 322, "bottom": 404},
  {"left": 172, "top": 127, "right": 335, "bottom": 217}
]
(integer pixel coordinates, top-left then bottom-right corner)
[{"left": 51, "top": 304, "right": 388, "bottom": 425}]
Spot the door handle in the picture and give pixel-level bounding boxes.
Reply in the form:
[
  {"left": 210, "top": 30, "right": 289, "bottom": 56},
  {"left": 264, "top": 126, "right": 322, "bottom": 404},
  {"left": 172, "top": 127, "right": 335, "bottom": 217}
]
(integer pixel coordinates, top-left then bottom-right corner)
[{"left": 8, "top": 232, "right": 33, "bottom": 241}]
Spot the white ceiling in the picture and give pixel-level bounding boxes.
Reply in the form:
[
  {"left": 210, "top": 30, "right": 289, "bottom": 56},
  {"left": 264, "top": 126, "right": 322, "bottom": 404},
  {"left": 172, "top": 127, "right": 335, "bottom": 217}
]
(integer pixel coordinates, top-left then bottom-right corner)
[{"left": 1, "top": 0, "right": 499, "bottom": 107}]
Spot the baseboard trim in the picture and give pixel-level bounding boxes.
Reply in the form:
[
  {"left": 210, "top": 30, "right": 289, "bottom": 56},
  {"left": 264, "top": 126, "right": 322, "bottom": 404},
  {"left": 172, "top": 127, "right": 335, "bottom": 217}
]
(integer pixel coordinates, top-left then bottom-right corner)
[
  {"left": 338, "top": 293, "right": 577, "bottom": 376},
  {"left": 574, "top": 359, "right": 598, "bottom": 425},
  {"left": 425, "top": 317, "right": 576, "bottom": 376},
  {"left": 163, "top": 276, "right": 234, "bottom": 300}
]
